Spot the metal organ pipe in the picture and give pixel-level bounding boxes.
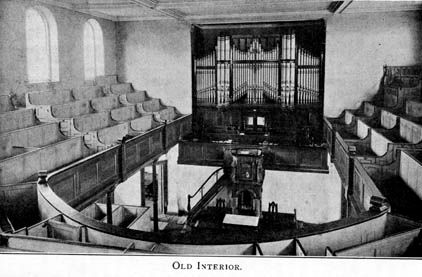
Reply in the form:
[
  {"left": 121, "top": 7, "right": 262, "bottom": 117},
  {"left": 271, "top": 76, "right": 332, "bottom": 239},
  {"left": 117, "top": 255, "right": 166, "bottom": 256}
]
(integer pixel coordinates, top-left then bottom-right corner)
[{"left": 194, "top": 31, "right": 320, "bottom": 108}]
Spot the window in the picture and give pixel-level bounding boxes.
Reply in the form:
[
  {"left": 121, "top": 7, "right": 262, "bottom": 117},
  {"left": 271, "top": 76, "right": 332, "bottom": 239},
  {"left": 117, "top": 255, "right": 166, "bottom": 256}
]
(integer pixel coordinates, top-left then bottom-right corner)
[
  {"left": 257, "top": 116, "right": 265, "bottom": 126},
  {"left": 83, "top": 19, "right": 104, "bottom": 80},
  {"left": 25, "top": 7, "right": 59, "bottom": 83},
  {"left": 247, "top": 117, "right": 254, "bottom": 126}
]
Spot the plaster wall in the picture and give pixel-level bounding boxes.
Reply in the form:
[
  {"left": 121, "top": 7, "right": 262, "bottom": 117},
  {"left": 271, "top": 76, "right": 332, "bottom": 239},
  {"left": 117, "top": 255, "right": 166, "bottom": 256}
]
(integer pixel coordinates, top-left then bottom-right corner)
[
  {"left": 0, "top": 0, "right": 117, "bottom": 95},
  {"left": 116, "top": 11, "right": 422, "bottom": 116}
]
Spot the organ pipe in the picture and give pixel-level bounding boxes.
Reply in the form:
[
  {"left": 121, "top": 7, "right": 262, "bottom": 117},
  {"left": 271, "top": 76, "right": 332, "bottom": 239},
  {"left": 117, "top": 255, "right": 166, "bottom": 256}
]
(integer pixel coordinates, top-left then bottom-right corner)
[{"left": 194, "top": 30, "right": 321, "bottom": 106}]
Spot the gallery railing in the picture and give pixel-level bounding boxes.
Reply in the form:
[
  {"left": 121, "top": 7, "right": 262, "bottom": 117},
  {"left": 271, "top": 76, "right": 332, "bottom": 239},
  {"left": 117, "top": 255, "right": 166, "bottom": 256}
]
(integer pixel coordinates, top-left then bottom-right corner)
[{"left": 46, "top": 114, "right": 192, "bottom": 210}]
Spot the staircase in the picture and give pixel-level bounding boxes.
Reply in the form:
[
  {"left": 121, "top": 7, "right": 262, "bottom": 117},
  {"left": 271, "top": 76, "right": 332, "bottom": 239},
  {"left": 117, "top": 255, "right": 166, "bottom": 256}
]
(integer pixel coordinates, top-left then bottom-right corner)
[{"left": 186, "top": 168, "right": 230, "bottom": 224}]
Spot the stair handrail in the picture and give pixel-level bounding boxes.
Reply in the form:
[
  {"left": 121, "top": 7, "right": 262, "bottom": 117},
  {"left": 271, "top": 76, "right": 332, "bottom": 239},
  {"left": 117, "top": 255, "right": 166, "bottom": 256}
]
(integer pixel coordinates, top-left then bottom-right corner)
[{"left": 187, "top": 167, "right": 224, "bottom": 212}]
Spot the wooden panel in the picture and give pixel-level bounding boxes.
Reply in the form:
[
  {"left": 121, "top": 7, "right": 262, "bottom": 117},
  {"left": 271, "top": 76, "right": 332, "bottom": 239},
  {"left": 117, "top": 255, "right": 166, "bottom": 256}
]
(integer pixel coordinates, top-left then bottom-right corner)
[
  {"left": 380, "top": 110, "right": 397, "bottom": 129},
  {"left": 0, "top": 109, "right": 36, "bottom": 134},
  {"left": 111, "top": 83, "right": 132, "bottom": 95},
  {"left": 45, "top": 116, "right": 192, "bottom": 208},
  {"left": 400, "top": 151, "right": 422, "bottom": 199},
  {"left": 53, "top": 175, "right": 76, "bottom": 203},
  {"left": 357, "top": 120, "right": 369, "bottom": 139},
  {"left": 178, "top": 140, "right": 328, "bottom": 172},
  {"left": 79, "top": 164, "right": 98, "bottom": 195},
  {"left": 336, "top": 228, "right": 421, "bottom": 257},
  {"left": 98, "top": 152, "right": 118, "bottom": 183},
  {"left": 406, "top": 100, "right": 422, "bottom": 117},
  {"left": 371, "top": 129, "right": 391, "bottom": 157},
  {"left": 28, "top": 90, "right": 73, "bottom": 106},
  {"left": 400, "top": 118, "right": 422, "bottom": 144},
  {"left": 334, "top": 135, "right": 349, "bottom": 184}
]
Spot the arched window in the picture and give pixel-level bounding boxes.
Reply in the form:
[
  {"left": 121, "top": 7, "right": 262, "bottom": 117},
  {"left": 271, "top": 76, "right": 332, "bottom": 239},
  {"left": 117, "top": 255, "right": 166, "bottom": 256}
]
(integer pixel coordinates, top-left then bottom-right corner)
[
  {"left": 83, "top": 19, "right": 104, "bottom": 80},
  {"left": 25, "top": 7, "right": 59, "bottom": 83}
]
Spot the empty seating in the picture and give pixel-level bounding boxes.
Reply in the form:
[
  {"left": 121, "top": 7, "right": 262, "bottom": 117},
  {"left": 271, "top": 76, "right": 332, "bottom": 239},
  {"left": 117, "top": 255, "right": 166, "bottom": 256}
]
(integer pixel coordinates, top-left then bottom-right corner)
[
  {"left": 383, "top": 66, "right": 422, "bottom": 110},
  {"left": 26, "top": 89, "right": 73, "bottom": 106},
  {"left": 97, "top": 123, "right": 129, "bottom": 145},
  {"left": 158, "top": 107, "right": 178, "bottom": 121},
  {"left": 124, "top": 91, "right": 147, "bottom": 104},
  {"left": 91, "top": 95, "right": 120, "bottom": 112},
  {"left": 0, "top": 136, "right": 90, "bottom": 185},
  {"left": 405, "top": 100, "right": 422, "bottom": 118},
  {"left": 73, "top": 112, "right": 109, "bottom": 132},
  {"left": 137, "top": 99, "right": 161, "bottom": 113},
  {"left": 0, "top": 109, "right": 37, "bottom": 134},
  {"left": 110, "top": 83, "right": 132, "bottom": 95},
  {"left": 0, "top": 76, "right": 185, "bottom": 233},
  {"left": 110, "top": 106, "right": 137, "bottom": 122},
  {"left": 130, "top": 115, "right": 155, "bottom": 132},
  {"left": 400, "top": 118, "right": 422, "bottom": 144},
  {"left": 0, "top": 123, "right": 65, "bottom": 159},
  {"left": 325, "top": 65, "right": 422, "bottom": 222},
  {"left": 51, "top": 100, "right": 90, "bottom": 118},
  {"left": 72, "top": 86, "right": 104, "bottom": 100},
  {"left": 399, "top": 150, "right": 422, "bottom": 200}
]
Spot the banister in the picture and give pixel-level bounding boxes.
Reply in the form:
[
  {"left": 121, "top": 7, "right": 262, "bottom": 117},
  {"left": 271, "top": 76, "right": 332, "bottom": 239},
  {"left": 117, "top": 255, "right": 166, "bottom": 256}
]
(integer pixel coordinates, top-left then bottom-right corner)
[{"left": 189, "top": 167, "right": 224, "bottom": 200}]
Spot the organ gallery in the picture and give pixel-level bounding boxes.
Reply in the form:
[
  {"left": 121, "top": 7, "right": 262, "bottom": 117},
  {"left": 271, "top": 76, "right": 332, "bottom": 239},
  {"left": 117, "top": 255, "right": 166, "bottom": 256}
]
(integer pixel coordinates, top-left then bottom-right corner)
[{"left": 0, "top": 0, "right": 422, "bottom": 259}]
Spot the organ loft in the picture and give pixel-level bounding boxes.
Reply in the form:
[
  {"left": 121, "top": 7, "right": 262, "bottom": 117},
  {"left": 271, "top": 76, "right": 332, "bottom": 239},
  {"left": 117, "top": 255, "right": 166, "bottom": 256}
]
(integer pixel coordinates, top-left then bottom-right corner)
[{"left": 1, "top": 0, "right": 422, "bottom": 258}]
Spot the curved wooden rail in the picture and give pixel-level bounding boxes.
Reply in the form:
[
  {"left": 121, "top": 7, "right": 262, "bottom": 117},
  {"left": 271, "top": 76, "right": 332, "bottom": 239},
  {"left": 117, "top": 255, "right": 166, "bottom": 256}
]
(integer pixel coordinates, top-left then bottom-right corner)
[
  {"left": 187, "top": 167, "right": 224, "bottom": 212},
  {"left": 33, "top": 113, "right": 394, "bottom": 254}
]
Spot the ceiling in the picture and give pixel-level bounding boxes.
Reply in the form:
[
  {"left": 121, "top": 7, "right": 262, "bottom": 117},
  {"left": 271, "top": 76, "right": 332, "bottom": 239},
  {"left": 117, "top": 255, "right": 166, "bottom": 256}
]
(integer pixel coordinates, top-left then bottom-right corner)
[{"left": 38, "top": 0, "right": 422, "bottom": 24}]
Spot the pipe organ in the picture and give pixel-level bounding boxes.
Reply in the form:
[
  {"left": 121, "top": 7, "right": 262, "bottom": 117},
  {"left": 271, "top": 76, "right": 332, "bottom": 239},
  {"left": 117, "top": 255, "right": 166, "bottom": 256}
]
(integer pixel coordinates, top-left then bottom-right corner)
[
  {"left": 194, "top": 28, "right": 323, "bottom": 108},
  {"left": 191, "top": 21, "right": 325, "bottom": 149}
]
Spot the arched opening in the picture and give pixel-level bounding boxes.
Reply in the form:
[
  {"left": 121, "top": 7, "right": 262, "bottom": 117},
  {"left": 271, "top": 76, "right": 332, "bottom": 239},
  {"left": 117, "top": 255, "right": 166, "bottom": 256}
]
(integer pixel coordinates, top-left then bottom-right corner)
[
  {"left": 25, "top": 6, "right": 59, "bottom": 83},
  {"left": 238, "top": 190, "right": 255, "bottom": 215},
  {"left": 83, "top": 19, "right": 104, "bottom": 80}
]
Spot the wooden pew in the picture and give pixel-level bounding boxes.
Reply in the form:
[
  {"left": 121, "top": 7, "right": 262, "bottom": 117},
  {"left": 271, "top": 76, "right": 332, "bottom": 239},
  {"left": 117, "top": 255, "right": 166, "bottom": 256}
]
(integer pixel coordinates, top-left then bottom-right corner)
[
  {"left": 72, "top": 86, "right": 104, "bottom": 100},
  {"left": 26, "top": 89, "right": 73, "bottom": 107},
  {"left": 0, "top": 109, "right": 37, "bottom": 134},
  {"left": 90, "top": 95, "right": 120, "bottom": 112},
  {"left": 0, "top": 123, "right": 66, "bottom": 160}
]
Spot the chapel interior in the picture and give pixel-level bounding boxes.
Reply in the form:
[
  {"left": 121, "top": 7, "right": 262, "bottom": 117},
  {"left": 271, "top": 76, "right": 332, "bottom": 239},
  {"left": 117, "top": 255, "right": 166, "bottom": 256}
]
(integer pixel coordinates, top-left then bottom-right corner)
[{"left": 1, "top": 0, "right": 422, "bottom": 256}]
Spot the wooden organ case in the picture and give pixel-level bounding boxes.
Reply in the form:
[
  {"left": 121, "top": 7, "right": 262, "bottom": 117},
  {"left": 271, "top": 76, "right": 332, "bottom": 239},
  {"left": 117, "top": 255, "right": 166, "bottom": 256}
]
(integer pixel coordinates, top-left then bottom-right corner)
[{"left": 180, "top": 20, "right": 328, "bottom": 173}]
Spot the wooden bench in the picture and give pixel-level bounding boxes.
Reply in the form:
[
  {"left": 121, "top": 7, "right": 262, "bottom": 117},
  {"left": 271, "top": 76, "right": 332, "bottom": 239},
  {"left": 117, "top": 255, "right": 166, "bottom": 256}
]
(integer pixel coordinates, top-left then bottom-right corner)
[
  {"left": 72, "top": 86, "right": 104, "bottom": 100},
  {"left": 0, "top": 109, "right": 37, "bottom": 134},
  {"left": 90, "top": 95, "right": 120, "bottom": 112}
]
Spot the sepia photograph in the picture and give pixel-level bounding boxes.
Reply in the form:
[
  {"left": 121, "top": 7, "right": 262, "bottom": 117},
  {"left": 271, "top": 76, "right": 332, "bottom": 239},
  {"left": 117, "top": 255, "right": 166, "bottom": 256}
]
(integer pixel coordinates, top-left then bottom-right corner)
[{"left": 0, "top": 0, "right": 422, "bottom": 275}]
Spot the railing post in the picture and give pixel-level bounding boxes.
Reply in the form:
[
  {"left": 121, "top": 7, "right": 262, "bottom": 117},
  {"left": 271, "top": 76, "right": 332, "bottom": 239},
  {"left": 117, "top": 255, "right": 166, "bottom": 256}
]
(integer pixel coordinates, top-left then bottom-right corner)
[
  {"left": 152, "top": 160, "right": 159, "bottom": 233},
  {"left": 187, "top": 195, "right": 191, "bottom": 212},
  {"left": 120, "top": 135, "right": 129, "bottom": 182},
  {"left": 162, "top": 120, "right": 168, "bottom": 151},
  {"left": 37, "top": 170, "right": 48, "bottom": 186},
  {"left": 106, "top": 190, "right": 113, "bottom": 225}
]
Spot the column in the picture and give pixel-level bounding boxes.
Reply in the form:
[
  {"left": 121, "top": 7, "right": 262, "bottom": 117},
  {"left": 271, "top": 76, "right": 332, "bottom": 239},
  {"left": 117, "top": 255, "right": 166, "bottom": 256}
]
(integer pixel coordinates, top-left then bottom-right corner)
[
  {"left": 140, "top": 168, "right": 145, "bottom": 207},
  {"left": 163, "top": 160, "right": 168, "bottom": 214},
  {"left": 152, "top": 160, "right": 159, "bottom": 233},
  {"left": 106, "top": 190, "right": 113, "bottom": 225}
]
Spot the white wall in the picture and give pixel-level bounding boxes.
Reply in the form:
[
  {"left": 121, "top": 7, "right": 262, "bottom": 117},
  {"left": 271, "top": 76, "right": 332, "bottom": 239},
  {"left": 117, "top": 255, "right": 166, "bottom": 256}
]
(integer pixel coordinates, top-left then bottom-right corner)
[
  {"left": 116, "top": 11, "right": 422, "bottom": 117},
  {"left": 262, "top": 161, "right": 342, "bottom": 224},
  {"left": 0, "top": 0, "right": 117, "bottom": 94},
  {"left": 324, "top": 11, "right": 422, "bottom": 117},
  {"left": 116, "top": 20, "right": 192, "bottom": 114},
  {"left": 115, "top": 145, "right": 342, "bottom": 224}
]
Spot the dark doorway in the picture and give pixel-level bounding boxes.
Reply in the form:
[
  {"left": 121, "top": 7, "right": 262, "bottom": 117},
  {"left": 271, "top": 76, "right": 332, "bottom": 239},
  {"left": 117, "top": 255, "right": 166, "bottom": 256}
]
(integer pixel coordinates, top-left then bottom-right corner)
[{"left": 238, "top": 190, "right": 255, "bottom": 215}]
